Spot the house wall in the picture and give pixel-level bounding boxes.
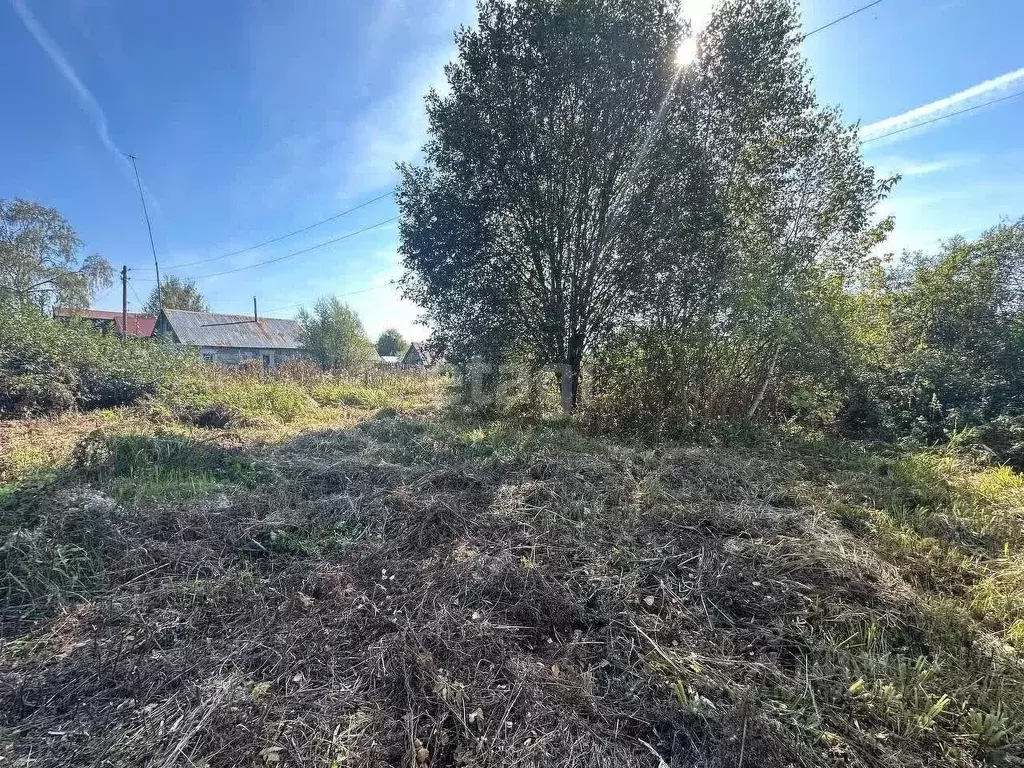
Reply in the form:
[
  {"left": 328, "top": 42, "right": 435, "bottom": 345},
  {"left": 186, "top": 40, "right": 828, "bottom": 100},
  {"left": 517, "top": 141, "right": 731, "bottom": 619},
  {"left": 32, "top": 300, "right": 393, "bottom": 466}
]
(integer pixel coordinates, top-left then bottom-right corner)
[{"left": 199, "top": 347, "right": 303, "bottom": 368}]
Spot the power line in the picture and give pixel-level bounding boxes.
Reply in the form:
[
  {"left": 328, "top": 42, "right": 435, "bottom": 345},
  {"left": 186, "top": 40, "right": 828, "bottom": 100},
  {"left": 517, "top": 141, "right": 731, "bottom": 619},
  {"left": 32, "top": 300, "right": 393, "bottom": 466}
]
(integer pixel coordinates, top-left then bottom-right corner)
[
  {"left": 129, "top": 281, "right": 146, "bottom": 310},
  {"left": 261, "top": 283, "right": 394, "bottom": 315},
  {"left": 803, "top": 0, "right": 885, "bottom": 39},
  {"left": 184, "top": 215, "right": 399, "bottom": 281},
  {"left": 150, "top": 191, "right": 394, "bottom": 272},
  {"left": 861, "top": 89, "right": 1024, "bottom": 145}
]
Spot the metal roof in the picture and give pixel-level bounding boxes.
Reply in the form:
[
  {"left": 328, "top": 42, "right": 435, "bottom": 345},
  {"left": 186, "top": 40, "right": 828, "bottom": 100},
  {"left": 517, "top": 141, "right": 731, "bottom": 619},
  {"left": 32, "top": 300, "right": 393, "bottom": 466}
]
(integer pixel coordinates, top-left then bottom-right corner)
[
  {"left": 115, "top": 314, "right": 157, "bottom": 338},
  {"left": 54, "top": 308, "right": 157, "bottom": 338},
  {"left": 403, "top": 342, "right": 433, "bottom": 366},
  {"left": 160, "top": 308, "right": 303, "bottom": 349}
]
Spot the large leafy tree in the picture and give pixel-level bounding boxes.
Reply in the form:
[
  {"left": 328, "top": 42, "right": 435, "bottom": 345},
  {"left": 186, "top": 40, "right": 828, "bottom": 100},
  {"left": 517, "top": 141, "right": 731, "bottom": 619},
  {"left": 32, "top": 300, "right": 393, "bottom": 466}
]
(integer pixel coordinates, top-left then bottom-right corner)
[
  {"left": 399, "top": 0, "right": 681, "bottom": 412},
  {"left": 297, "top": 296, "right": 376, "bottom": 372},
  {"left": 0, "top": 199, "right": 113, "bottom": 311},
  {"left": 376, "top": 327, "right": 408, "bottom": 357},
  {"left": 142, "top": 275, "right": 208, "bottom": 314},
  {"left": 398, "top": 0, "right": 887, "bottom": 414}
]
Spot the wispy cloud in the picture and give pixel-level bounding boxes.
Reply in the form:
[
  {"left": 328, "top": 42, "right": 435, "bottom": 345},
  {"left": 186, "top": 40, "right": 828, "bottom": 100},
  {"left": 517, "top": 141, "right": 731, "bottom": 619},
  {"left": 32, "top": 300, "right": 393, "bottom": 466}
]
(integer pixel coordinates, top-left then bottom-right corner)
[
  {"left": 10, "top": 0, "right": 127, "bottom": 167},
  {"left": 336, "top": 10, "right": 467, "bottom": 202},
  {"left": 870, "top": 153, "right": 979, "bottom": 178},
  {"left": 860, "top": 67, "right": 1024, "bottom": 144},
  {"left": 338, "top": 57, "right": 450, "bottom": 201}
]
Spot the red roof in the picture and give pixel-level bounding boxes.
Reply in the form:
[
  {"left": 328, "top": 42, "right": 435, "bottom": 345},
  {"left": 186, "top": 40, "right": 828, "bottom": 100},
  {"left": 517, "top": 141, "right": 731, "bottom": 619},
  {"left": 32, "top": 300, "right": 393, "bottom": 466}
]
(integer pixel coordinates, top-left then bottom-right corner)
[
  {"left": 54, "top": 308, "right": 157, "bottom": 338},
  {"left": 115, "top": 314, "right": 157, "bottom": 337}
]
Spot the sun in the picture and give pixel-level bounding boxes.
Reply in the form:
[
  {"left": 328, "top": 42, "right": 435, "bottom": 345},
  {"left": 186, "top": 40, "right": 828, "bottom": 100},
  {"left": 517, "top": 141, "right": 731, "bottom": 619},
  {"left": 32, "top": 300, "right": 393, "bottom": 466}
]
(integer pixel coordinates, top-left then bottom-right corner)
[{"left": 675, "top": 37, "right": 698, "bottom": 67}]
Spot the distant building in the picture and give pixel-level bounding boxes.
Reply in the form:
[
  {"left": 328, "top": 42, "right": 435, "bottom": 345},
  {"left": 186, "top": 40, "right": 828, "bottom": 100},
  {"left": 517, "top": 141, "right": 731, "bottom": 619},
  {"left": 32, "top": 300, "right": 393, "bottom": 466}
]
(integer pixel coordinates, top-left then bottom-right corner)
[
  {"left": 378, "top": 354, "right": 401, "bottom": 366},
  {"left": 54, "top": 308, "right": 157, "bottom": 339},
  {"left": 402, "top": 342, "right": 433, "bottom": 368},
  {"left": 154, "top": 308, "right": 303, "bottom": 368}
]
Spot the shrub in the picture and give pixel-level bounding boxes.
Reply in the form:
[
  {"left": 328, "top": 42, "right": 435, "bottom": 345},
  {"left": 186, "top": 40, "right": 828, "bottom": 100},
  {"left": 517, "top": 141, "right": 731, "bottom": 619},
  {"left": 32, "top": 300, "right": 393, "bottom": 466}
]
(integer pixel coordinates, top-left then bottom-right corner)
[
  {"left": 950, "top": 414, "right": 1024, "bottom": 470},
  {"left": 0, "top": 305, "right": 194, "bottom": 416}
]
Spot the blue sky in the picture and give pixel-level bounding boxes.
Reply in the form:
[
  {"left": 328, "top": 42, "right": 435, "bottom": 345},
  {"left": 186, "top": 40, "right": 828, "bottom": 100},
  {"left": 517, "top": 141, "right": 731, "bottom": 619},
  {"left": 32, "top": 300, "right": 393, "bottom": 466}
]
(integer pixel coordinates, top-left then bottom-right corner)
[{"left": 3, "top": 0, "right": 1023, "bottom": 339}]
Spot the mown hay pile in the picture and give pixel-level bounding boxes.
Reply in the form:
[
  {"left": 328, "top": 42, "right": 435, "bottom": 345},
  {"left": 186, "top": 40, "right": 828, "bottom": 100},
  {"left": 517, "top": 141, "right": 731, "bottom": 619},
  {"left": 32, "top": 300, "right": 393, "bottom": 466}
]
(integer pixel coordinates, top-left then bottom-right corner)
[{"left": 1, "top": 415, "right": 1022, "bottom": 767}]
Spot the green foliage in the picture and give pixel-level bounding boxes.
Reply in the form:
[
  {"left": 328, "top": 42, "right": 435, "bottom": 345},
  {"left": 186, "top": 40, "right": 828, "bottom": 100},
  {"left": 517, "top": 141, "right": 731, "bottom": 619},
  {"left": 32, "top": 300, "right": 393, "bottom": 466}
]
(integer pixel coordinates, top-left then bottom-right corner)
[
  {"left": 399, "top": 0, "right": 888, "bottom": 415},
  {"left": 0, "top": 303, "right": 194, "bottom": 416},
  {"left": 841, "top": 219, "right": 1024, "bottom": 440},
  {"left": 297, "top": 296, "right": 376, "bottom": 372},
  {"left": 142, "top": 274, "right": 208, "bottom": 314},
  {"left": 246, "top": 522, "right": 357, "bottom": 558},
  {"left": 375, "top": 327, "right": 408, "bottom": 358},
  {"left": 0, "top": 479, "right": 123, "bottom": 615},
  {"left": 0, "top": 198, "right": 113, "bottom": 311},
  {"left": 72, "top": 431, "right": 270, "bottom": 502}
]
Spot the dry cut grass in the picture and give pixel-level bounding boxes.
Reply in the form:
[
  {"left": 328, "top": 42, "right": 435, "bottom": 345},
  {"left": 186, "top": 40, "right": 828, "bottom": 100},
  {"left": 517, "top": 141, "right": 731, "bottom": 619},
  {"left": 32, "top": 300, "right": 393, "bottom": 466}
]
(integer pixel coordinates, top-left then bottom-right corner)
[{"left": 0, "top": 409, "right": 1022, "bottom": 767}]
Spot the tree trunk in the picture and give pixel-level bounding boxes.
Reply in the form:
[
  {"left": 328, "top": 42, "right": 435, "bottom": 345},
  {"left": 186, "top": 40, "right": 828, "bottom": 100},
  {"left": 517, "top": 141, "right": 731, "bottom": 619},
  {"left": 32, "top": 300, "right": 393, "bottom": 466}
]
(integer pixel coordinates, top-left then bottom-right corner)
[
  {"left": 559, "top": 367, "right": 574, "bottom": 415},
  {"left": 559, "top": 356, "right": 583, "bottom": 415},
  {"left": 745, "top": 343, "right": 780, "bottom": 423}
]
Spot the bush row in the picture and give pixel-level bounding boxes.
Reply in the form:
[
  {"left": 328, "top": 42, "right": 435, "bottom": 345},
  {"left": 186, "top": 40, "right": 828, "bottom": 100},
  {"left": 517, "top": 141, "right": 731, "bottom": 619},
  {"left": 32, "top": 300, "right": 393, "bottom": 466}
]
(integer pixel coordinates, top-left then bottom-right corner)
[{"left": 0, "top": 305, "right": 194, "bottom": 416}]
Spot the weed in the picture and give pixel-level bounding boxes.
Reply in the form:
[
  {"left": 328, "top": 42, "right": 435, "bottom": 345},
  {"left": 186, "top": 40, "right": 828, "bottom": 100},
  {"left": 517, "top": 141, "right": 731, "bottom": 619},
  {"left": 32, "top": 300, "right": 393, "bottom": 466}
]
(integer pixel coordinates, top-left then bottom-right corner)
[
  {"left": 2, "top": 387, "right": 1023, "bottom": 767},
  {"left": 71, "top": 431, "right": 270, "bottom": 502},
  {"left": 310, "top": 382, "right": 394, "bottom": 409},
  {"left": 245, "top": 523, "right": 359, "bottom": 558},
  {"left": 0, "top": 482, "right": 123, "bottom": 615}
]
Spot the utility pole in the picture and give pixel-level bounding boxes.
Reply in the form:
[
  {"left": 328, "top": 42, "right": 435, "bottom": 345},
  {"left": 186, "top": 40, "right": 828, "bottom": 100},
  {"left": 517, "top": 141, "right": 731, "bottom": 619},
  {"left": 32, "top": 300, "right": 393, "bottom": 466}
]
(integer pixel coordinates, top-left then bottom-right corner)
[
  {"left": 121, "top": 266, "right": 129, "bottom": 341},
  {"left": 126, "top": 154, "right": 162, "bottom": 311}
]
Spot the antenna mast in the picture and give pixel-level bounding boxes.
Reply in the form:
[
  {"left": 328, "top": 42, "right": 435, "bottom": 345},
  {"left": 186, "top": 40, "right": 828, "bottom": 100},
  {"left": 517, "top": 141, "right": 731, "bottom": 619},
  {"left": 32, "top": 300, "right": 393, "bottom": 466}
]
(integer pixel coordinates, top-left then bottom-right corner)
[{"left": 126, "top": 154, "right": 162, "bottom": 311}]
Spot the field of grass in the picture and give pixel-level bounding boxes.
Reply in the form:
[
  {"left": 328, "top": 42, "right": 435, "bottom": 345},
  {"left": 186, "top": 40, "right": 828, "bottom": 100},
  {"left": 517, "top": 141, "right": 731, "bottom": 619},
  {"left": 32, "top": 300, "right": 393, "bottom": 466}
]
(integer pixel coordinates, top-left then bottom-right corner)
[
  {"left": 1, "top": 372, "right": 1022, "bottom": 767},
  {"left": 0, "top": 367, "right": 442, "bottom": 486}
]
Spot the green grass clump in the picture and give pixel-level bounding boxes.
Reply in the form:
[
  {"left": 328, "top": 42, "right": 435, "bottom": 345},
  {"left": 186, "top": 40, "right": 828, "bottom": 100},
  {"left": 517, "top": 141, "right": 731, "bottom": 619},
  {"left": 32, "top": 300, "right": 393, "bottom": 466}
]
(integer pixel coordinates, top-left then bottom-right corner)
[
  {"left": 309, "top": 381, "right": 393, "bottom": 409},
  {"left": 72, "top": 431, "right": 271, "bottom": 503},
  {"left": 245, "top": 522, "right": 358, "bottom": 558},
  {"left": 0, "top": 479, "right": 124, "bottom": 615},
  {"left": 0, "top": 442, "right": 51, "bottom": 482},
  {"left": 192, "top": 379, "right": 313, "bottom": 424}
]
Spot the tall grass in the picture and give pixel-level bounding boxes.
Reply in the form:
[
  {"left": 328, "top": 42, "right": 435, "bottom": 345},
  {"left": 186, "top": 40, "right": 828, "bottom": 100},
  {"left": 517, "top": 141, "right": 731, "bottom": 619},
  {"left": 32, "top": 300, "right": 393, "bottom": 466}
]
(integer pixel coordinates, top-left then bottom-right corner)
[{"left": 167, "top": 362, "right": 443, "bottom": 426}]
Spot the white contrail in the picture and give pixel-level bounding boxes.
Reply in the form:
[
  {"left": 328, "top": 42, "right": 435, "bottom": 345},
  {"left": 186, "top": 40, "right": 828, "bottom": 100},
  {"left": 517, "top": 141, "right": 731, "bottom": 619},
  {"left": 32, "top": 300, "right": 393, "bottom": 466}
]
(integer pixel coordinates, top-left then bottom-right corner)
[
  {"left": 860, "top": 67, "right": 1024, "bottom": 143},
  {"left": 10, "top": 0, "right": 127, "bottom": 165}
]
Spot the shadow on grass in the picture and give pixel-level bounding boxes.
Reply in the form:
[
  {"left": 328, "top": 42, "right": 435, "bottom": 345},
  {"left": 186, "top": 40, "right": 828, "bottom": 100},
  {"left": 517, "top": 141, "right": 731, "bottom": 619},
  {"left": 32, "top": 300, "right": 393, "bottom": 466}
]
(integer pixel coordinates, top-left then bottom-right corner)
[{"left": 2, "top": 413, "right": 1023, "bottom": 767}]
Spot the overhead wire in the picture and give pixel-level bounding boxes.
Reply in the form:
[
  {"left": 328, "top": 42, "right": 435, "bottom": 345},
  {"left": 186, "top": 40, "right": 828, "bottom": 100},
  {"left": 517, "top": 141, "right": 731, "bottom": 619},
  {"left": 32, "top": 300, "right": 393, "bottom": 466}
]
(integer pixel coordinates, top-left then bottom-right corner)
[
  {"left": 183, "top": 215, "right": 399, "bottom": 281},
  {"left": 129, "top": 281, "right": 147, "bottom": 310},
  {"left": 127, "top": 0, "right": 904, "bottom": 311},
  {"left": 132, "top": 0, "right": 887, "bottom": 286},
  {"left": 802, "top": 0, "right": 885, "bottom": 39},
  {"left": 260, "top": 283, "right": 394, "bottom": 315},
  {"left": 138, "top": 190, "right": 395, "bottom": 272}
]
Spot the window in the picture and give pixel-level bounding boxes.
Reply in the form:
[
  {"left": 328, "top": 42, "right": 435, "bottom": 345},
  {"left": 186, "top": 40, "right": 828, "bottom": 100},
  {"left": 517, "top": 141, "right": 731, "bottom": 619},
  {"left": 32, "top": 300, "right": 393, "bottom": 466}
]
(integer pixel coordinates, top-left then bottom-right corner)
[
  {"left": 261, "top": 353, "right": 273, "bottom": 370},
  {"left": 201, "top": 353, "right": 216, "bottom": 363}
]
